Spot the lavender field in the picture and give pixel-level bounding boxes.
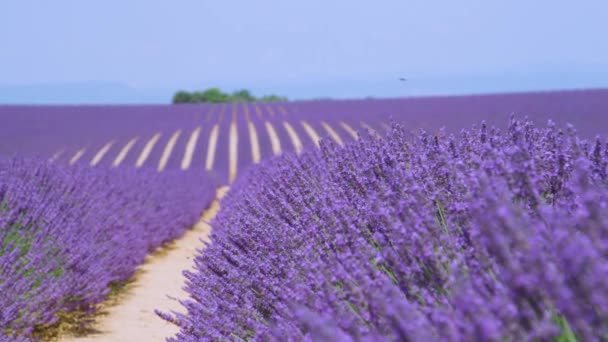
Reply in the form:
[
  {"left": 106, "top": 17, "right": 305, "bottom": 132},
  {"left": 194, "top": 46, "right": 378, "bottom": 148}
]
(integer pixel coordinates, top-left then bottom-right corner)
[
  {"left": 1, "top": 90, "right": 606, "bottom": 184},
  {"left": 1, "top": 89, "right": 608, "bottom": 341}
]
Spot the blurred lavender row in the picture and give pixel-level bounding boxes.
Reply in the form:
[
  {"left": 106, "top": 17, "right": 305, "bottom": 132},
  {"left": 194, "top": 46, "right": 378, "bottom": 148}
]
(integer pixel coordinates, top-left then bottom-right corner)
[
  {"left": 160, "top": 117, "right": 608, "bottom": 341},
  {"left": 0, "top": 157, "right": 217, "bottom": 341}
]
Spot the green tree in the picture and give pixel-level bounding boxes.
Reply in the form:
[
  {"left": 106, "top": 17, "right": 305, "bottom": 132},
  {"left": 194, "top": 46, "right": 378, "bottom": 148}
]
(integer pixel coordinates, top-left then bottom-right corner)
[
  {"left": 191, "top": 91, "right": 206, "bottom": 103},
  {"left": 231, "top": 89, "right": 255, "bottom": 102},
  {"left": 172, "top": 88, "right": 287, "bottom": 104},
  {"left": 201, "top": 88, "right": 229, "bottom": 103},
  {"left": 172, "top": 91, "right": 193, "bottom": 104},
  {"left": 258, "top": 94, "right": 288, "bottom": 102}
]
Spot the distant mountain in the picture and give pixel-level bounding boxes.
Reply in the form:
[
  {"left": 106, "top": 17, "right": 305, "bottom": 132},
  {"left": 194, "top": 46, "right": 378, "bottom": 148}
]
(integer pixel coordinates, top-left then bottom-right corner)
[
  {"left": 0, "top": 81, "right": 171, "bottom": 104},
  {"left": 258, "top": 70, "right": 608, "bottom": 100},
  {"left": 1, "top": 71, "right": 606, "bottom": 104}
]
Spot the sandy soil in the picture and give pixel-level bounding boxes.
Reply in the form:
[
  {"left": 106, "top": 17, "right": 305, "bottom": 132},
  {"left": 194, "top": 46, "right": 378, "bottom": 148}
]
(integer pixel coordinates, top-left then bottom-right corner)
[
  {"left": 229, "top": 121, "right": 238, "bottom": 183},
  {"left": 264, "top": 121, "right": 282, "bottom": 156},
  {"left": 205, "top": 124, "right": 220, "bottom": 171},
  {"left": 282, "top": 122, "right": 303, "bottom": 155},
  {"left": 61, "top": 186, "right": 229, "bottom": 342},
  {"left": 300, "top": 121, "right": 321, "bottom": 148}
]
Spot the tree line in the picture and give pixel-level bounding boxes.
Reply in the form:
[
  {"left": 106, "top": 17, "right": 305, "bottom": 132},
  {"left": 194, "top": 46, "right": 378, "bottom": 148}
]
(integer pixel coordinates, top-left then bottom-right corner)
[{"left": 172, "top": 88, "right": 288, "bottom": 104}]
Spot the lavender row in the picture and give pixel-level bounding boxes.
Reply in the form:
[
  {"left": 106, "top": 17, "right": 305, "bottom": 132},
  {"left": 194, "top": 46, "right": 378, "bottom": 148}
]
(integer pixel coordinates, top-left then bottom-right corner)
[
  {"left": 0, "top": 157, "right": 217, "bottom": 341},
  {"left": 160, "top": 117, "right": 607, "bottom": 341}
]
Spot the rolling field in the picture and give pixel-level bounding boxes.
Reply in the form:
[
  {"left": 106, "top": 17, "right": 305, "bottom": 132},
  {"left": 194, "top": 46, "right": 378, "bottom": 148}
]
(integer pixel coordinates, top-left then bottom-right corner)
[{"left": 1, "top": 89, "right": 606, "bottom": 184}]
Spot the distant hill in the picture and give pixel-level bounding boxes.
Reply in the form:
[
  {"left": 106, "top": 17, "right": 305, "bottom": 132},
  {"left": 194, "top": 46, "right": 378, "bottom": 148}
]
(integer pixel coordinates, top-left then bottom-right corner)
[
  {"left": 0, "top": 81, "right": 171, "bottom": 104},
  {"left": 1, "top": 71, "right": 607, "bottom": 104}
]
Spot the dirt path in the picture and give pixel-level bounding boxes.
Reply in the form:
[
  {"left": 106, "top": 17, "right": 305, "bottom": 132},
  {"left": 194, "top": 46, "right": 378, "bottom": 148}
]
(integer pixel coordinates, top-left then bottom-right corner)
[{"left": 61, "top": 186, "right": 228, "bottom": 342}]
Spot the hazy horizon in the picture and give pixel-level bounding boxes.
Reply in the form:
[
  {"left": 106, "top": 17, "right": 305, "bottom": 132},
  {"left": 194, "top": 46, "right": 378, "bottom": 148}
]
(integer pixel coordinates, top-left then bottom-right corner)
[{"left": 1, "top": 72, "right": 607, "bottom": 105}]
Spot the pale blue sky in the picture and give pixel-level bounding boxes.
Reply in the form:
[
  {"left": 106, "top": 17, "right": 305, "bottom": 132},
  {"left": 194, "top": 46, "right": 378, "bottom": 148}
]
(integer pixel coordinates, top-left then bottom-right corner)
[{"left": 1, "top": 0, "right": 607, "bottom": 102}]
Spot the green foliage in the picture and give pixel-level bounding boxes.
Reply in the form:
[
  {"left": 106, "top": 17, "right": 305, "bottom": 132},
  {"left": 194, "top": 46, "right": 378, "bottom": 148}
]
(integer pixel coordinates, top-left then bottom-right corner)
[
  {"left": 172, "top": 90, "right": 193, "bottom": 104},
  {"left": 172, "top": 88, "right": 287, "bottom": 104},
  {"left": 1, "top": 214, "right": 34, "bottom": 257},
  {"left": 231, "top": 89, "right": 255, "bottom": 102},
  {"left": 434, "top": 200, "right": 449, "bottom": 236},
  {"left": 259, "top": 94, "right": 288, "bottom": 102},
  {"left": 1, "top": 211, "right": 65, "bottom": 294},
  {"left": 189, "top": 92, "right": 204, "bottom": 103},
  {"left": 553, "top": 314, "right": 578, "bottom": 342},
  {"left": 201, "top": 88, "right": 229, "bottom": 103}
]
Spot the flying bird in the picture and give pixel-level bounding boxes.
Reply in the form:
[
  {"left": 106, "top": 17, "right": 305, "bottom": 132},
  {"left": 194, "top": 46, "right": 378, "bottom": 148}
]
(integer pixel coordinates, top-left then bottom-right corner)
[{"left": 399, "top": 77, "right": 407, "bottom": 82}]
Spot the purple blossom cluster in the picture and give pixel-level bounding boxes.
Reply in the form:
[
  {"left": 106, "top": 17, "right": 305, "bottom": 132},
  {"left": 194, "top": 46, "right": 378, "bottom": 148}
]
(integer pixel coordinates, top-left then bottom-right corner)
[
  {"left": 0, "top": 157, "right": 217, "bottom": 341},
  {"left": 161, "top": 117, "right": 608, "bottom": 341}
]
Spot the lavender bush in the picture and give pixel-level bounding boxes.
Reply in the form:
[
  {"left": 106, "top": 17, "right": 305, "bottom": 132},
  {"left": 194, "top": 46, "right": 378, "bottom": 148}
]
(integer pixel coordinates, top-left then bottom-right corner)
[
  {"left": 161, "top": 117, "right": 607, "bottom": 341},
  {"left": 0, "top": 157, "right": 217, "bottom": 341}
]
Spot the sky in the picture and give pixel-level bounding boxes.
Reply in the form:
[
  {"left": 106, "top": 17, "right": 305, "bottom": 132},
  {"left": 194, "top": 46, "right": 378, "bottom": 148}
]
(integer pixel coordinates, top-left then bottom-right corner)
[{"left": 1, "top": 0, "right": 607, "bottom": 102}]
